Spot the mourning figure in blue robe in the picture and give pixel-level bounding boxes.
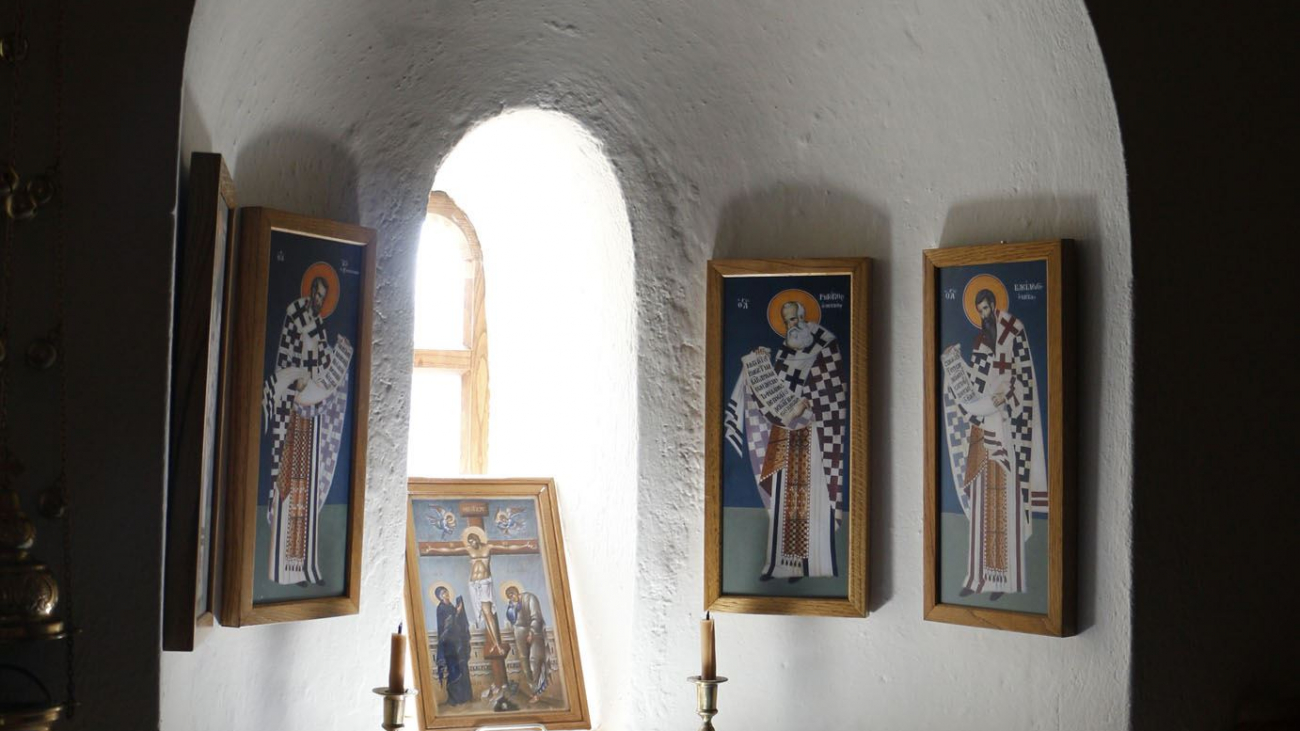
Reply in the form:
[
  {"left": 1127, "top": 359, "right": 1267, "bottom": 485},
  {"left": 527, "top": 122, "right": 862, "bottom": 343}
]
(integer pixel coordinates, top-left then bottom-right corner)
[{"left": 434, "top": 586, "right": 473, "bottom": 705}]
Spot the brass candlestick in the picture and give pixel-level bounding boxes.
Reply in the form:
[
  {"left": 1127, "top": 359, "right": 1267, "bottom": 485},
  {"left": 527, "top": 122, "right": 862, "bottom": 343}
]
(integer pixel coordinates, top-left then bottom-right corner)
[
  {"left": 687, "top": 676, "right": 728, "bottom": 731},
  {"left": 372, "top": 687, "right": 417, "bottom": 730}
]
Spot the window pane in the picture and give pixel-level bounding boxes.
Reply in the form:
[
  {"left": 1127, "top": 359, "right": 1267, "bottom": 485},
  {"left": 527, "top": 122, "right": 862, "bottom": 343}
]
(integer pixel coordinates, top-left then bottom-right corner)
[
  {"left": 407, "top": 368, "right": 462, "bottom": 476},
  {"left": 413, "top": 213, "right": 472, "bottom": 350}
]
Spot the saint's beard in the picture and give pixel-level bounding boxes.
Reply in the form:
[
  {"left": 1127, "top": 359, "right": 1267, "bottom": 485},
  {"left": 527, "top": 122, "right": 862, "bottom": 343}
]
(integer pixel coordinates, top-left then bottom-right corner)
[
  {"left": 786, "top": 322, "right": 815, "bottom": 349},
  {"left": 981, "top": 313, "right": 997, "bottom": 345}
]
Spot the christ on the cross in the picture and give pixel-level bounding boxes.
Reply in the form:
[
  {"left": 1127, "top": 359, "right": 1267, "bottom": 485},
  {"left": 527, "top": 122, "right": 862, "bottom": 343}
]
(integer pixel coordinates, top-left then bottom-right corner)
[
  {"left": 940, "top": 280, "right": 1047, "bottom": 601},
  {"left": 423, "top": 525, "right": 537, "bottom": 660}
]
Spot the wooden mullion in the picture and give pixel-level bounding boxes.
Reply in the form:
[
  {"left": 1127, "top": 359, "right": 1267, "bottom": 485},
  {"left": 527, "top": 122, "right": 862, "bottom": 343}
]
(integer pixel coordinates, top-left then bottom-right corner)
[
  {"left": 413, "top": 348, "right": 471, "bottom": 371},
  {"left": 463, "top": 253, "right": 489, "bottom": 474}
]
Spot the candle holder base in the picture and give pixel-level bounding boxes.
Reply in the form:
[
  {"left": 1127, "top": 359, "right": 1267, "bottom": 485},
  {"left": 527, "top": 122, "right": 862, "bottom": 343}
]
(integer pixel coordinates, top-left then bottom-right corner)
[
  {"left": 686, "top": 676, "right": 728, "bottom": 731},
  {"left": 372, "top": 687, "right": 417, "bottom": 730}
]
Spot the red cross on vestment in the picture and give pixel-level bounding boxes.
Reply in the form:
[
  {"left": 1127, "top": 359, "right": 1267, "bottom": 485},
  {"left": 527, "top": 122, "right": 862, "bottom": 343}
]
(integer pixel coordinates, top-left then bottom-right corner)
[{"left": 998, "top": 318, "right": 1016, "bottom": 345}]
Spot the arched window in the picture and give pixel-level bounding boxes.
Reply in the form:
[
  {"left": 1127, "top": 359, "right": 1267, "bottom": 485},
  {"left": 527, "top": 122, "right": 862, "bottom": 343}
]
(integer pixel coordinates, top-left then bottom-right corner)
[
  {"left": 409, "top": 109, "right": 637, "bottom": 727},
  {"left": 408, "top": 191, "right": 489, "bottom": 475}
]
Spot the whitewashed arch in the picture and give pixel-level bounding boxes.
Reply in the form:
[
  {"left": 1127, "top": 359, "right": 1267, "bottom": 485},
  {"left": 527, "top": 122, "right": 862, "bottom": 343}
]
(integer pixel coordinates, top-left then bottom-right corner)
[{"left": 431, "top": 108, "right": 637, "bottom": 729}]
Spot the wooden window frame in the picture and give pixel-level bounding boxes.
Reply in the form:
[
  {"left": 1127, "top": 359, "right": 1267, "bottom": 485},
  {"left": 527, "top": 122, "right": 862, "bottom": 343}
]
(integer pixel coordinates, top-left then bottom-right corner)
[{"left": 413, "top": 191, "right": 489, "bottom": 474}]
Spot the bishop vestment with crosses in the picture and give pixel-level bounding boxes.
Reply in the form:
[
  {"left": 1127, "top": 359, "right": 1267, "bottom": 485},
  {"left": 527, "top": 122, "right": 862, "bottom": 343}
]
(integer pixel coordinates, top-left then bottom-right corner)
[
  {"left": 263, "top": 262, "right": 353, "bottom": 586},
  {"left": 940, "top": 277, "right": 1047, "bottom": 598},
  {"left": 724, "top": 289, "right": 848, "bottom": 581}
]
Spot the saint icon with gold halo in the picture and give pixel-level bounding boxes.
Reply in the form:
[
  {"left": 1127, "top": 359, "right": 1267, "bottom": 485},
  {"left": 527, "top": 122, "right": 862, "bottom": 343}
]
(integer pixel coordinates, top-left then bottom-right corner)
[
  {"left": 263, "top": 261, "right": 354, "bottom": 586},
  {"left": 723, "top": 288, "right": 848, "bottom": 582},
  {"left": 939, "top": 274, "right": 1047, "bottom": 601}
]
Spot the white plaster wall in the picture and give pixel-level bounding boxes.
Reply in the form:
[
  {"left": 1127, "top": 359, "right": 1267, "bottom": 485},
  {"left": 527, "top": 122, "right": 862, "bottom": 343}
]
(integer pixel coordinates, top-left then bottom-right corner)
[{"left": 166, "top": 1, "right": 1132, "bottom": 730}]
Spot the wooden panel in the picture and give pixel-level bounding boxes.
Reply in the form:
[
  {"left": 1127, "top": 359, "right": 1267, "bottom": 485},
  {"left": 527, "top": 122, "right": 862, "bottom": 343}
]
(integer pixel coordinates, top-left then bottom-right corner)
[
  {"left": 163, "top": 152, "right": 235, "bottom": 651},
  {"left": 461, "top": 251, "right": 490, "bottom": 474},
  {"left": 219, "top": 205, "right": 270, "bottom": 628}
]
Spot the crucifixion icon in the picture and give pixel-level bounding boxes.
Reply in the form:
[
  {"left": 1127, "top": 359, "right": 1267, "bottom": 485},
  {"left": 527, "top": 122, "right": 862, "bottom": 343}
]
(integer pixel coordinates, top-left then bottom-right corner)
[{"left": 419, "top": 500, "right": 539, "bottom": 689}]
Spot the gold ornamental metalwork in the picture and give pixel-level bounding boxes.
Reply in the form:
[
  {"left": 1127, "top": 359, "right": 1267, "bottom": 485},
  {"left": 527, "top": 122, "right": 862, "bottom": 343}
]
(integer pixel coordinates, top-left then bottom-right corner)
[
  {"left": 0, "top": 665, "right": 67, "bottom": 731},
  {"left": 0, "top": 163, "right": 18, "bottom": 196},
  {"left": 3, "top": 190, "right": 37, "bottom": 221},
  {"left": 23, "top": 339, "right": 57, "bottom": 371},
  {"left": 0, "top": 33, "right": 29, "bottom": 63},
  {"left": 0, "top": 701, "right": 67, "bottom": 731},
  {"left": 0, "top": 489, "right": 64, "bottom": 641},
  {"left": 25, "top": 175, "right": 55, "bottom": 207}
]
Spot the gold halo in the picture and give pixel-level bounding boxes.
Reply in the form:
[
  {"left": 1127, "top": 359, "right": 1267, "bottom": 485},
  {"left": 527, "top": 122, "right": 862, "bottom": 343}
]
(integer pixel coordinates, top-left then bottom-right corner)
[
  {"left": 461, "top": 526, "right": 487, "bottom": 545},
  {"left": 300, "top": 261, "right": 341, "bottom": 318},
  {"left": 766, "top": 289, "right": 822, "bottom": 337},
  {"left": 499, "top": 580, "right": 524, "bottom": 604},
  {"left": 427, "top": 581, "right": 455, "bottom": 605},
  {"left": 962, "top": 274, "right": 1009, "bottom": 328}
]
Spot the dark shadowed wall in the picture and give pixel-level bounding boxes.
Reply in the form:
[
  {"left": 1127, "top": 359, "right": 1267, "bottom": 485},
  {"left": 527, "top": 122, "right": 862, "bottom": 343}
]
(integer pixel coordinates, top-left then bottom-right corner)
[
  {"left": 1086, "top": 1, "right": 1300, "bottom": 729},
  {"left": 0, "top": 2, "right": 195, "bottom": 729}
]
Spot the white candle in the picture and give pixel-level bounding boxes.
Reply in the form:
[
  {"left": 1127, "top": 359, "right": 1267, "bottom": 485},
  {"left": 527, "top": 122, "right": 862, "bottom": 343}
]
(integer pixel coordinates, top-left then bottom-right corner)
[
  {"left": 701, "top": 613, "right": 716, "bottom": 680},
  {"left": 389, "top": 623, "right": 406, "bottom": 692}
]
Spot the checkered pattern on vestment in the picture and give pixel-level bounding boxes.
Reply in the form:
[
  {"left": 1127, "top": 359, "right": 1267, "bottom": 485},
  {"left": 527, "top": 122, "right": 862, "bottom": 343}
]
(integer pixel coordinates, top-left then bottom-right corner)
[
  {"left": 723, "top": 400, "right": 745, "bottom": 455},
  {"left": 803, "top": 337, "right": 847, "bottom": 526},
  {"left": 724, "top": 324, "right": 848, "bottom": 525},
  {"left": 941, "top": 386, "right": 973, "bottom": 515},
  {"left": 940, "top": 312, "right": 1046, "bottom": 519},
  {"left": 725, "top": 364, "right": 775, "bottom": 509},
  {"left": 264, "top": 298, "right": 353, "bottom": 502},
  {"left": 311, "top": 337, "right": 351, "bottom": 500}
]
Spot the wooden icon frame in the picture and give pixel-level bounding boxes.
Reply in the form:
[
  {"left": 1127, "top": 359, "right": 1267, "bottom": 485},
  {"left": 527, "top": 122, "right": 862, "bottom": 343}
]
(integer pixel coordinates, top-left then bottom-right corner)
[
  {"left": 163, "top": 152, "right": 236, "bottom": 651},
  {"left": 922, "top": 240, "right": 1075, "bottom": 636},
  {"left": 220, "top": 208, "right": 375, "bottom": 627},
  {"left": 704, "top": 258, "right": 870, "bottom": 617},
  {"left": 404, "top": 477, "right": 590, "bottom": 731}
]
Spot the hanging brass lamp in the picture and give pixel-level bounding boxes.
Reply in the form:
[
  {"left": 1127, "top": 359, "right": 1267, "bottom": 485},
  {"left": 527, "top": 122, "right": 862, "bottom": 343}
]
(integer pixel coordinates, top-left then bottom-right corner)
[
  {"left": 0, "top": 485, "right": 64, "bottom": 641},
  {"left": 0, "top": 483, "right": 67, "bottom": 730}
]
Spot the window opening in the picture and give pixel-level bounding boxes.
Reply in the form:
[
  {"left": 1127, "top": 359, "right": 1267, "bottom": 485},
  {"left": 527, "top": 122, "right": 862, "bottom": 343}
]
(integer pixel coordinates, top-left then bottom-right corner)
[{"left": 408, "top": 191, "right": 489, "bottom": 475}]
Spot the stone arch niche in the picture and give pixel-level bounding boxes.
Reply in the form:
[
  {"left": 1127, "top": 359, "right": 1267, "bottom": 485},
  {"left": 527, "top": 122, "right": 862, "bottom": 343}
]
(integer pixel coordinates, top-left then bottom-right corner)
[
  {"left": 168, "top": 1, "right": 1132, "bottom": 730},
  {"left": 430, "top": 107, "right": 638, "bottom": 727}
]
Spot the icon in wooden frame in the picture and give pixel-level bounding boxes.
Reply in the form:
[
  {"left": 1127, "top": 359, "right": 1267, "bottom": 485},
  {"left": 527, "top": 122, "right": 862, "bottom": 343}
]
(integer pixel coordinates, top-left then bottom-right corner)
[
  {"left": 922, "top": 240, "right": 1075, "bottom": 636},
  {"left": 404, "top": 478, "right": 590, "bottom": 730},
  {"left": 163, "top": 152, "right": 236, "bottom": 651},
  {"left": 704, "top": 258, "right": 870, "bottom": 618},
  {"left": 220, "top": 207, "right": 375, "bottom": 627}
]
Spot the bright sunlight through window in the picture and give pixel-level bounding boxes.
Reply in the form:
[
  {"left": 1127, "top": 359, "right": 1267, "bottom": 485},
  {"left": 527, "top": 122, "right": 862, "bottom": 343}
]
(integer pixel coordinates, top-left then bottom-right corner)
[{"left": 407, "top": 108, "right": 637, "bottom": 728}]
